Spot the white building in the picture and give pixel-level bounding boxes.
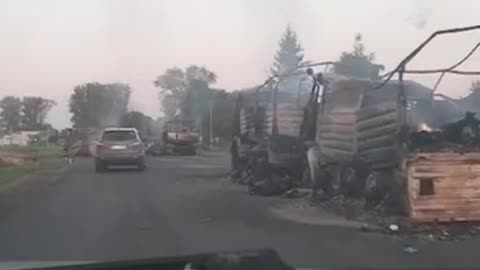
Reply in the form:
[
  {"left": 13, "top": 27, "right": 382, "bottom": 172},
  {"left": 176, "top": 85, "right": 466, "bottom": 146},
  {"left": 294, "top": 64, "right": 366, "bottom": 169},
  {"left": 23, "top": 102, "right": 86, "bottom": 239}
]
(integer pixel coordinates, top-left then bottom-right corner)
[{"left": 0, "top": 131, "right": 42, "bottom": 146}]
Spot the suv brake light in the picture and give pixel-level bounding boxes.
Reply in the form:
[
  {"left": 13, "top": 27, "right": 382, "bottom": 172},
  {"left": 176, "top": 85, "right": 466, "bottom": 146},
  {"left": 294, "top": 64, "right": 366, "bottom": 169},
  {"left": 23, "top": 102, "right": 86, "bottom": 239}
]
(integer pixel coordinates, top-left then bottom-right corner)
[{"left": 129, "top": 142, "right": 143, "bottom": 150}]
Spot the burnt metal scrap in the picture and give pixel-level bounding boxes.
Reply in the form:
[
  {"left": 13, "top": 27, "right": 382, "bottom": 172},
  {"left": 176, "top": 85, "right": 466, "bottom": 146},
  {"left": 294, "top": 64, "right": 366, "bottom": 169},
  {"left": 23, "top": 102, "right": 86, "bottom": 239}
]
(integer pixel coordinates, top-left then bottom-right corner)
[
  {"left": 230, "top": 61, "right": 334, "bottom": 196},
  {"left": 410, "top": 112, "right": 480, "bottom": 152},
  {"left": 377, "top": 25, "right": 480, "bottom": 89}
]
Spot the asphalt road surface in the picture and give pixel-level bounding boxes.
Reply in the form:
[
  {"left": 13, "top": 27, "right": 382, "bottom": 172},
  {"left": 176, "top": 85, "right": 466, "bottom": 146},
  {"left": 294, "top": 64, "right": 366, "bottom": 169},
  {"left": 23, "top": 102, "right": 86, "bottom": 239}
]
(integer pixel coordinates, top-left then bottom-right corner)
[{"left": 1, "top": 151, "right": 480, "bottom": 269}]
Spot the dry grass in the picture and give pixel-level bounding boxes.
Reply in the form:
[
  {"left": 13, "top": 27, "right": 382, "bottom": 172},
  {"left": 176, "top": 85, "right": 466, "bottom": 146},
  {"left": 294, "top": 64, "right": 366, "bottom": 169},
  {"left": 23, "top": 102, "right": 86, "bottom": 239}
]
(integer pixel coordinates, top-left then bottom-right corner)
[{"left": 0, "top": 145, "right": 65, "bottom": 191}]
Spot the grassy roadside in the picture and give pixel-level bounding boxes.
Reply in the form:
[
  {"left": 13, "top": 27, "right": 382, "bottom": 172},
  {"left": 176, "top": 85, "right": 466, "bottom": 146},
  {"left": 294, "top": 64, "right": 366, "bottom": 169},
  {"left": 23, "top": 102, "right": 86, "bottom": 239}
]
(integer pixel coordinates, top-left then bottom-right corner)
[{"left": 0, "top": 145, "right": 66, "bottom": 192}]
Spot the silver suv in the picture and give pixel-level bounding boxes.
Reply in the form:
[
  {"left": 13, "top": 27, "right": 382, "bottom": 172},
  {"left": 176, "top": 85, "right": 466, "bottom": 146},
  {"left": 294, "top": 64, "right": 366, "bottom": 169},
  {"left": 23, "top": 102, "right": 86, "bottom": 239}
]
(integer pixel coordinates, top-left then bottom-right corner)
[{"left": 94, "top": 128, "right": 146, "bottom": 172}]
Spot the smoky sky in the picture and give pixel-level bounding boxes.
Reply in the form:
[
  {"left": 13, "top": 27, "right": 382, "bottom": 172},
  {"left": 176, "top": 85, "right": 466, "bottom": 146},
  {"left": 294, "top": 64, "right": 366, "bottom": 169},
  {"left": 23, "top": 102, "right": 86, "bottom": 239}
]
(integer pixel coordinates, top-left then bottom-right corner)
[{"left": 0, "top": 0, "right": 479, "bottom": 129}]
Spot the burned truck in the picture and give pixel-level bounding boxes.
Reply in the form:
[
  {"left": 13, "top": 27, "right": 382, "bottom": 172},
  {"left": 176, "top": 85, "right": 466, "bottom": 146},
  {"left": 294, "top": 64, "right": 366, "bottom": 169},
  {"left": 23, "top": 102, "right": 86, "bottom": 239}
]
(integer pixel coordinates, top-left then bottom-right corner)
[
  {"left": 231, "top": 63, "right": 334, "bottom": 184},
  {"left": 162, "top": 119, "right": 200, "bottom": 155},
  {"left": 308, "top": 25, "right": 480, "bottom": 222}
]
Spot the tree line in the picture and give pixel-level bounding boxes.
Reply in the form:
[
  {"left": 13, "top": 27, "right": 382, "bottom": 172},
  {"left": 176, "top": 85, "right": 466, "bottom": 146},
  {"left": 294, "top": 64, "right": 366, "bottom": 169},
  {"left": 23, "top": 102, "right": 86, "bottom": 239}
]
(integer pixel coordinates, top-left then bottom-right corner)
[
  {"left": 0, "top": 96, "right": 56, "bottom": 132},
  {"left": 153, "top": 65, "right": 235, "bottom": 141},
  {"left": 68, "top": 82, "right": 157, "bottom": 137}
]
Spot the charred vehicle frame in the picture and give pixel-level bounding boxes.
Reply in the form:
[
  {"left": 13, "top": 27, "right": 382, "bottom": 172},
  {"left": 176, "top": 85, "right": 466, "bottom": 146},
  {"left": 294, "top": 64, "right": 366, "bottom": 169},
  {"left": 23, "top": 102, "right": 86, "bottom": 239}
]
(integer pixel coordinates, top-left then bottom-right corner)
[{"left": 307, "top": 25, "right": 480, "bottom": 222}]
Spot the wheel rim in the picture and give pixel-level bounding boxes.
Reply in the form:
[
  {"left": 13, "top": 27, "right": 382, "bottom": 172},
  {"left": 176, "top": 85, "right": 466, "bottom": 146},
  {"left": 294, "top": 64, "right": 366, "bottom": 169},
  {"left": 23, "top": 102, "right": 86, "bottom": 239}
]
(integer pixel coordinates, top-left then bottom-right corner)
[
  {"left": 330, "top": 167, "right": 342, "bottom": 192},
  {"left": 364, "top": 173, "right": 378, "bottom": 196},
  {"left": 342, "top": 167, "right": 357, "bottom": 194}
]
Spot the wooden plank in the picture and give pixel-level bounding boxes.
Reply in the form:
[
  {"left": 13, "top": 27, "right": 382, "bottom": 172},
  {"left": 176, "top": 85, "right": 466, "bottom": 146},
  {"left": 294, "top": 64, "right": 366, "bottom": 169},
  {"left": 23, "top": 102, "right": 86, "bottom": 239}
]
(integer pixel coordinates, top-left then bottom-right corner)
[
  {"left": 319, "top": 145, "right": 354, "bottom": 156},
  {"left": 318, "top": 133, "right": 354, "bottom": 143},
  {"left": 358, "top": 134, "right": 396, "bottom": 152},
  {"left": 318, "top": 113, "right": 356, "bottom": 125},
  {"left": 317, "top": 124, "right": 355, "bottom": 135},
  {"left": 408, "top": 155, "right": 480, "bottom": 223},
  {"left": 409, "top": 153, "right": 480, "bottom": 162},
  {"left": 319, "top": 140, "right": 355, "bottom": 152},
  {"left": 358, "top": 103, "right": 398, "bottom": 121},
  {"left": 357, "top": 123, "right": 398, "bottom": 140},
  {"left": 357, "top": 113, "right": 398, "bottom": 132}
]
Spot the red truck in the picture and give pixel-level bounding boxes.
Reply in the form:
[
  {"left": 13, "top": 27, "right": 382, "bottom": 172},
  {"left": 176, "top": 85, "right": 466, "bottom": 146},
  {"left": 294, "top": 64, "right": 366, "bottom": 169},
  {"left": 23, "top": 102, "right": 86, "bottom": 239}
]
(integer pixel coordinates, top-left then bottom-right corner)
[{"left": 162, "top": 120, "right": 200, "bottom": 155}]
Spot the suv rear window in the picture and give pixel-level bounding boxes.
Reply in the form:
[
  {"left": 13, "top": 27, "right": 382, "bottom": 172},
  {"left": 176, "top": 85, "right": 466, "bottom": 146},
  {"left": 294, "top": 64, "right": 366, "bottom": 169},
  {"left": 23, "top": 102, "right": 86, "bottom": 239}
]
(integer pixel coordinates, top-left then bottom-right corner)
[{"left": 101, "top": 130, "right": 137, "bottom": 142}]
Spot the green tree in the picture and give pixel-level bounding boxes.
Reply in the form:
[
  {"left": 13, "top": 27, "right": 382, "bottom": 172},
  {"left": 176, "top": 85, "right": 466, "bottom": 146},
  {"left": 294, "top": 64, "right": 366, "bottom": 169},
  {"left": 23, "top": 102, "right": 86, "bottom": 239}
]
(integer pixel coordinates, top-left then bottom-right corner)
[
  {"left": 270, "top": 25, "right": 305, "bottom": 95},
  {"left": 271, "top": 25, "right": 304, "bottom": 76},
  {"left": 161, "top": 94, "right": 179, "bottom": 119},
  {"left": 69, "top": 82, "right": 131, "bottom": 128},
  {"left": 334, "top": 33, "right": 384, "bottom": 79},
  {"left": 0, "top": 96, "right": 22, "bottom": 132},
  {"left": 21, "top": 97, "right": 56, "bottom": 130},
  {"left": 153, "top": 65, "right": 232, "bottom": 141},
  {"left": 154, "top": 68, "right": 186, "bottom": 119},
  {"left": 120, "top": 111, "right": 154, "bottom": 137},
  {"left": 154, "top": 65, "right": 217, "bottom": 120}
]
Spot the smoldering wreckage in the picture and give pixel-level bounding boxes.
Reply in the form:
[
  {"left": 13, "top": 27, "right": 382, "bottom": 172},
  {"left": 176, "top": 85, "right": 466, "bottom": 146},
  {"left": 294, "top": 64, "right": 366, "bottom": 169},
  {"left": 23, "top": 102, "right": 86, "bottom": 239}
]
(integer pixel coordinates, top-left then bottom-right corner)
[{"left": 229, "top": 25, "right": 480, "bottom": 237}]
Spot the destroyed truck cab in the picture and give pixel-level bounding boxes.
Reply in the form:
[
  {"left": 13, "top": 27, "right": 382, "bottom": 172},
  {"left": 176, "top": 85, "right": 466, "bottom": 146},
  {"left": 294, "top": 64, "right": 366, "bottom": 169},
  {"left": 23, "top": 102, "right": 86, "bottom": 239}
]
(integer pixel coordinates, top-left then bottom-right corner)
[
  {"left": 231, "top": 65, "right": 333, "bottom": 180},
  {"left": 267, "top": 71, "right": 339, "bottom": 172}
]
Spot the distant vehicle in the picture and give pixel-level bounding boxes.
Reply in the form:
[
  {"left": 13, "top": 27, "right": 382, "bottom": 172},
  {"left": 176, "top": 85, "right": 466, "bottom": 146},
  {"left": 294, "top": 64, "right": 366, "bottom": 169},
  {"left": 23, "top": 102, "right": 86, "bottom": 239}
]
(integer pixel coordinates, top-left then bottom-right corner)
[
  {"left": 94, "top": 127, "right": 146, "bottom": 172},
  {"left": 162, "top": 119, "right": 200, "bottom": 155}
]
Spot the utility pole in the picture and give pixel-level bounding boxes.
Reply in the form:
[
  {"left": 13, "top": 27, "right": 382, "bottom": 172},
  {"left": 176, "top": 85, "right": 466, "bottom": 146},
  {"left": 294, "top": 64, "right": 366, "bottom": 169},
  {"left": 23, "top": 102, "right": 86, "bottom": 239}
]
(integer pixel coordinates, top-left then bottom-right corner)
[{"left": 209, "top": 100, "right": 214, "bottom": 146}]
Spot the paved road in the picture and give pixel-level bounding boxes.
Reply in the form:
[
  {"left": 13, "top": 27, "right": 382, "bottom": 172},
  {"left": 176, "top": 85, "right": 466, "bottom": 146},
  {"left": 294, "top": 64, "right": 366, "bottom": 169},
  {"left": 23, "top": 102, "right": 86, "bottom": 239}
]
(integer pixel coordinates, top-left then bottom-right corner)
[{"left": 0, "top": 152, "right": 480, "bottom": 268}]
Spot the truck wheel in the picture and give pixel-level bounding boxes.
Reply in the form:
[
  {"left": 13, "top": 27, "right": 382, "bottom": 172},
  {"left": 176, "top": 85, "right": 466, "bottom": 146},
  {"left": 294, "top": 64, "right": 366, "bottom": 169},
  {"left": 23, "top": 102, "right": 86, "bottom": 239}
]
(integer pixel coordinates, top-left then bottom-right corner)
[
  {"left": 95, "top": 159, "right": 106, "bottom": 173},
  {"left": 341, "top": 167, "right": 357, "bottom": 195},
  {"left": 329, "top": 165, "right": 356, "bottom": 194},
  {"left": 341, "top": 167, "right": 367, "bottom": 197}
]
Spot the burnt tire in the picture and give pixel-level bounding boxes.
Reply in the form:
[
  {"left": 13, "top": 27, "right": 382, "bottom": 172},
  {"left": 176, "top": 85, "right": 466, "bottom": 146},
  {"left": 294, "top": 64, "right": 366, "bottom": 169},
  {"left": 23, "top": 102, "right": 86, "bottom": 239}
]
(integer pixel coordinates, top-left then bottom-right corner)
[
  {"left": 341, "top": 167, "right": 367, "bottom": 197},
  {"left": 329, "top": 166, "right": 356, "bottom": 195},
  {"left": 363, "top": 171, "right": 390, "bottom": 209},
  {"left": 330, "top": 167, "right": 343, "bottom": 194},
  {"left": 301, "top": 160, "right": 311, "bottom": 188}
]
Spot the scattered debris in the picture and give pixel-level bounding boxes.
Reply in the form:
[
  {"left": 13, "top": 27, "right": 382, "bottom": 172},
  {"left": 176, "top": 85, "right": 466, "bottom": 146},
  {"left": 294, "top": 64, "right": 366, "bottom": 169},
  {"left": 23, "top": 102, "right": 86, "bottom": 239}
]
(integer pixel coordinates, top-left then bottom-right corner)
[
  {"left": 359, "top": 224, "right": 384, "bottom": 233},
  {"left": 389, "top": 224, "right": 399, "bottom": 232},
  {"left": 248, "top": 177, "right": 290, "bottom": 196},
  {"left": 411, "top": 223, "right": 480, "bottom": 241},
  {"left": 282, "top": 188, "right": 310, "bottom": 199},
  {"left": 403, "top": 245, "right": 418, "bottom": 254}
]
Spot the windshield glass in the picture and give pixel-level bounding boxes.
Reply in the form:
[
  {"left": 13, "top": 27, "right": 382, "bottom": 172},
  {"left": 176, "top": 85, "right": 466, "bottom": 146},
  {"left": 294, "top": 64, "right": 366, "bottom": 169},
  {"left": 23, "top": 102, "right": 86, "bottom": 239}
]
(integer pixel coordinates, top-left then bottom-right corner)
[
  {"left": 101, "top": 130, "right": 137, "bottom": 142},
  {"left": 1, "top": 1, "right": 480, "bottom": 269}
]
